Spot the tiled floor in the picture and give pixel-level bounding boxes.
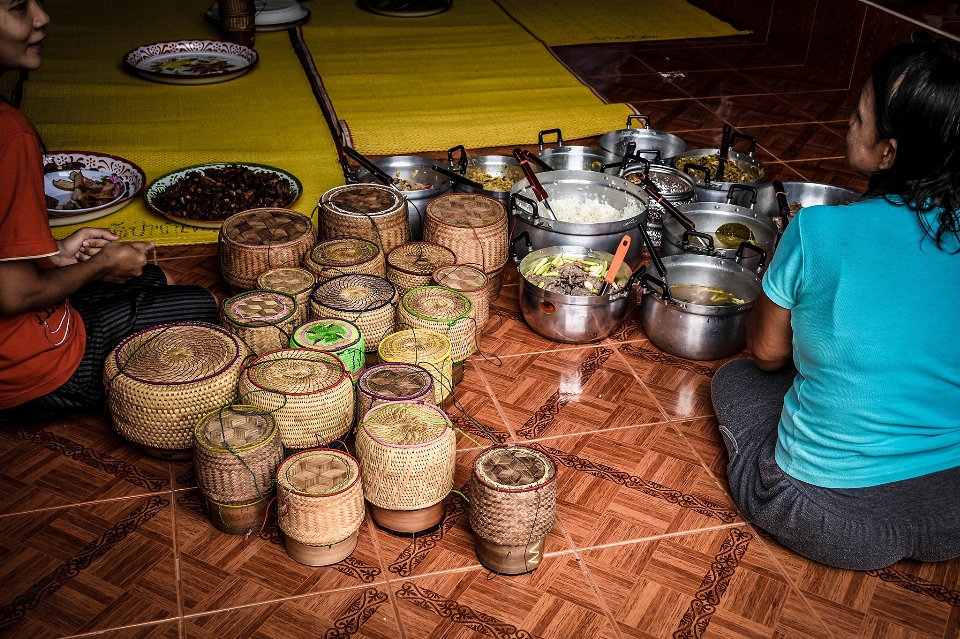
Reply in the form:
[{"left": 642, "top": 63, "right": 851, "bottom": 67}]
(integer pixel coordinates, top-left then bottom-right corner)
[{"left": 5, "top": 19, "right": 960, "bottom": 639}]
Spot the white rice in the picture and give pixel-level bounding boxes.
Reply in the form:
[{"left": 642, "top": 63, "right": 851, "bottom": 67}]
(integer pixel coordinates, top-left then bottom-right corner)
[{"left": 545, "top": 195, "right": 640, "bottom": 223}]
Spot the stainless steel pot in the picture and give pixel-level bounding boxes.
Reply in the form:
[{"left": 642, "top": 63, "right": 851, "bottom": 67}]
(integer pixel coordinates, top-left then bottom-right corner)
[
  {"left": 519, "top": 245, "right": 638, "bottom": 344},
  {"left": 535, "top": 128, "right": 621, "bottom": 174},
  {"left": 445, "top": 146, "right": 532, "bottom": 207},
  {"left": 599, "top": 115, "right": 687, "bottom": 161},
  {"left": 509, "top": 170, "right": 648, "bottom": 265},
  {"left": 748, "top": 181, "right": 861, "bottom": 221},
  {"left": 355, "top": 156, "right": 454, "bottom": 240},
  {"left": 618, "top": 158, "right": 696, "bottom": 248},
  {"left": 668, "top": 132, "right": 765, "bottom": 203}
]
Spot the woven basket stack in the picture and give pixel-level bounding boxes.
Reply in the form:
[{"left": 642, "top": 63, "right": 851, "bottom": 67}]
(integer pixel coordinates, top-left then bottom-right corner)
[
  {"left": 256, "top": 267, "right": 316, "bottom": 327},
  {"left": 377, "top": 329, "right": 453, "bottom": 404},
  {"left": 221, "top": 290, "right": 298, "bottom": 356},
  {"left": 305, "top": 236, "right": 385, "bottom": 282},
  {"left": 220, "top": 208, "right": 315, "bottom": 290},
  {"left": 289, "top": 318, "right": 365, "bottom": 383},
  {"left": 432, "top": 264, "right": 490, "bottom": 333},
  {"left": 319, "top": 184, "right": 409, "bottom": 255},
  {"left": 385, "top": 242, "right": 455, "bottom": 297},
  {"left": 310, "top": 274, "right": 398, "bottom": 357},
  {"left": 397, "top": 286, "right": 476, "bottom": 364},
  {"left": 356, "top": 363, "right": 435, "bottom": 418}
]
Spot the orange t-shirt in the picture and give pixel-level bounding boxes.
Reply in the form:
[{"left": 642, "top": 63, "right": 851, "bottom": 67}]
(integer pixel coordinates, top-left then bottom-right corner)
[{"left": 0, "top": 102, "right": 86, "bottom": 409}]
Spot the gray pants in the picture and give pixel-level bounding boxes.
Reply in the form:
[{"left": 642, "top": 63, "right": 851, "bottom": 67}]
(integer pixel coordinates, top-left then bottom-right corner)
[{"left": 712, "top": 358, "right": 960, "bottom": 570}]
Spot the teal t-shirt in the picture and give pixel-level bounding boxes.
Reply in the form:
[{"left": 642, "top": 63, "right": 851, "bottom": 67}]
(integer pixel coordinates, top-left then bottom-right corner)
[{"left": 763, "top": 197, "right": 960, "bottom": 488}]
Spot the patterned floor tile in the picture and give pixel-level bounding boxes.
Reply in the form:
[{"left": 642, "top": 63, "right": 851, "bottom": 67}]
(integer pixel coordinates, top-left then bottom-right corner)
[
  {"left": 625, "top": 99, "right": 728, "bottom": 134},
  {"left": 446, "top": 361, "right": 513, "bottom": 449},
  {"left": 741, "top": 122, "right": 848, "bottom": 162},
  {"left": 668, "top": 70, "right": 772, "bottom": 99},
  {"left": 697, "top": 94, "right": 816, "bottom": 127}
]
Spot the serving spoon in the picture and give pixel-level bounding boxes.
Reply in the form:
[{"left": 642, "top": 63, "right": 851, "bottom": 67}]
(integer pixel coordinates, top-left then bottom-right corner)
[{"left": 513, "top": 148, "right": 557, "bottom": 220}]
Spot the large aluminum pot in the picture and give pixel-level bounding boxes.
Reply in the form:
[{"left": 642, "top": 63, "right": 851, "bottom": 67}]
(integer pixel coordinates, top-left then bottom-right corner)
[
  {"left": 619, "top": 158, "right": 696, "bottom": 248},
  {"left": 748, "top": 181, "right": 861, "bottom": 221},
  {"left": 356, "top": 156, "right": 453, "bottom": 240},
  {"left": 668, "top": 132, "right": 765, "bottom": 203},
  {"left": 535, "top": 128, "right": 621, "bottom": 174},
  {"left": 509, "top": 170, "right": 648, "bottom": 265},
  {"left": 446, "top": 146, "right": 532, "bottom": 207},
  {"left": 519, "top": 245, "right": 637, "bottom": 344},
  {"left": 599, "top": 115, "right": 687, "bottom": 161}
]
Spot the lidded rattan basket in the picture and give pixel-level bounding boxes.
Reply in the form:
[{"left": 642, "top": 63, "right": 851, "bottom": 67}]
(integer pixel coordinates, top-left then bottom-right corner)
[
  {"left": 432, "top": 264, "right": 490, "bottom": 333},
  {"left": 238, "top": 348, "right": 355, "bottom": 449},
  {"left": 423, "top": 193, "right": 508, "bottom": 295},
  {"left": 356, "top": 401, "right": 456, "bottom": 534},
  {"left": 385, "top": 242, "right": 456, "bottom": 297},
  {"left": 397, "top": 286, "right": 476, "bottom": 363},
  {"left": 290, "top": 318, "right": 365, "bottom": 382},
  {"left": 220, "top": 208, "right": 315, "bottom": 290},
  {"left": 377, "top": 329, "right": 453, "bottom": 404},
  {"left": 276, "top": 449, "right": 365, "bottom": 566},
  {"left": 357, "top": 363, "right": 435, "bottom": 418},
  {"left": 470, "top": 444, "right": 557, "bottom": 575},
  {"left": 221, "top": 290, "right": 298, "bottom": 356},
  {"left": 320, "top": 184, "right": 409, "bottom": 255},
  {"left": 104, "top": 323, "right": 247, "bottom": 459},
  {"left": 310, "top": 274, "right": 398, "bottom": 355},
  {"left": 305, "top": 236, "right": 386, "bottom": 282},
  {"left": 256, "top": 267, "right": 317, "bottom": 327}
]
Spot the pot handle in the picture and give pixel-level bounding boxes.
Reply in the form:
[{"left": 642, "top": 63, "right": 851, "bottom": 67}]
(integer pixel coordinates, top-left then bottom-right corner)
[
  {"left": 632, "top": 148, "right": 662, "bottom": 163},
  {"left": 626, "top": 114, "right": 650, "bottom": 130},
  {"left": 511, "top": 192, "right": 538, "bottom": 220},
  {"left": 682, "top": 229, "right": 715, "bottom": 251},
  {"left": 447, "top": 144, "right": 467, "bottom": 174},
  {"left": 344, "top": 146, "right": 394, "bottom": 187},
  {"left": 726, "top": 183, "right": 758, "bottom": 208},
  {"left": 772, "top": 179, "right": 791, "bottom": 231},
  {"left": 510, "top": 231, "right": 534, "bottom": 263},
  {"left": 340, "top": 156, "right": 357, "bottom": 183},
  {"left": 619, "top": 153, "right": 649, "bottom": 176},
  {"left": 641, "top": 271, "right": 672, "bottom": 301},
  {"left": 729, "top": 132, "right": 758, "bottom": 157},
  {"left": 538, "top": 128, "right": 563, "bottom": 150},
  {"left": 637, "top": 220, "right": 669, "bottom": 285},
  {"left": 735, "top": 241, "right": 767, "bottom": 272},
  {"left": 683, "top": 163, "right": 712, "bottom": 183}
]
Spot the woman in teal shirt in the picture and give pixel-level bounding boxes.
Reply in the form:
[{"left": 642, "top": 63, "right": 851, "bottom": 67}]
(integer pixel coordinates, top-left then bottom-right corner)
[{"left": 711, "top": 34, "right": 960, "bottom": 570}]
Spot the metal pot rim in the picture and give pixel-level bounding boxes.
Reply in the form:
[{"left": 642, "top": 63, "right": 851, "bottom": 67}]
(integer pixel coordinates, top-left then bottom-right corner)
[
  {"left": 519, "top": 245, "right": 633, "bottom": 306},
  {"left": 666, "top": 148, "right": 765, "bottom": 188},
  {"left": 643, "top": 253, "right": 760, "bottom": 316}
]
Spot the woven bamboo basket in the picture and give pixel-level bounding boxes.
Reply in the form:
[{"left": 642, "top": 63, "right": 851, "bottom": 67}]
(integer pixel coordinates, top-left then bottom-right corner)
[
  {"left": 470, "top": 445, "right": 557, "bottom": 575},
  {"left": 309, "top": 274, "right": 397, "bottom": 355},
  {"left": 320, "top": 184, "right": 409, "bottom": 255},
  {"left": 220, "top": 208, "right": 315, "bottom": 290},
  {"left": 397, "top": 286, "right": 476, "bottom": 364},
  {"left": 357, "top": 363, "right": 435, "bottom": 418},
  {"left": 276, "top": 449, "right": 365, "bottom": 566},
  {"left": 221, "top": 290, "right": 298, "bottom": 357},
  {"left": 256, "top": 267, "right": 316, "bottom": 327},
  {"left": 104, "top": 323, "right": 247, "bottom": 460},
  {"left": 377, "top": 329, "right": 453, "bottom": 404},
  {"left": 193, "top": 405, "right": 282, "bottom": 534},
  {"left": 305, "top": 236, "right": 385, "bottom": 282},
  {"left": 432, "top": 264, "right": 490, "bottom": 333},
  {"left": 423, "top": 193, "right": 508, "bottom": 295},
  {"left": 290, "top": 318, "right": 365, "bottom": 382},
  {"left": 356, "top": 401, "right": 455, "bottom": 535},
  {"left": 385, "top": 242, "right": 456, "bottom": 297}
]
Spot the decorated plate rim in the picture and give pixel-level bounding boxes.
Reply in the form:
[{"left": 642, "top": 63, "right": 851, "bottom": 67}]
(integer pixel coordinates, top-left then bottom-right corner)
[
  {"left": 44, "top": 150, "right": 146, "bottom": 217},
  {"left": 123, "top": 39, "right": 259, "bottom": 79}
]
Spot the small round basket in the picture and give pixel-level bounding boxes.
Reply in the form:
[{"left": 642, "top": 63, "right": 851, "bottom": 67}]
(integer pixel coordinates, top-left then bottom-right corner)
[
  {"left": 357, "top": 363, "right": 435, "bottom": 418},
  {"left": 377, "top": 329, "right": 453, "bottom": 404},
  {"left": 397, "top": 286, "right": 476, "bottom": 364},
  {"left": 423, "top": 193, "right": 508, "bottom": 296},
  {"left": 432, "top": 264, "right": 490, "bottom": 333},
  {"left": 193, "top": 405, "right": 283, "bottom": 535},
  {"left": 104, "top": 323, "right": 247, "bottom": 460},
  {"left": 385, "top": 242, "right": 456, "bottom": 297},
  {"left": 221, "top": 290, "right": 298, "bottom": 356},
  {"left": 470, "top": 445, "right": 557, "bottom": 575},
  {"left": 309, "top": 274, "right": 398, "bottom": 355},
  {"left": 356, "top": 401, "right": 455, "bottom": 535},
  {"left": 238, "top": 348, "right": 355, "bottom": 449},
  {"left": 290, "top": 318, "right": 365, "bottom": 383},
  {"left": 276, "top": 449, "right": 365, "bottom": 566},
  {"left": 219, "top": 208, "right": 315, "bottom": 290},
  {"left": 256, "top": 267, "right": 317, "bottom": 327},
  {"left": 305, "top": 236, "right": 385, "bottom": 282},
  {"left": 319, "top": 184, "right": 409, "bottom": 255}
]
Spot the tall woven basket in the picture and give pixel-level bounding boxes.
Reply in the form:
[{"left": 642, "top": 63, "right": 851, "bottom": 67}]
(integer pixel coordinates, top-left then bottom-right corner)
[
  {"left": 357, "top": 363, "right": 435, "bottom": 418},
  {"left": 470, "top": 445, "right": 557, "bottom": 575},
  {"left": 290, "top": 318, "right": 365, "bottom": 383},
  {"left": 104, "top": 323, "right": 247, "bottom": 460},
  {"left": 310, "top": 274, "right": 398, "bottom": 356},
  {"left": 356, "top": 401, "right": 456, "bottom": 535},
  {"left": 433, "top": 264, "right": 490, "bottom": 333},
  {"left": 319, "top": 184, "right": 409, "bottom": 255},
  {"left": 221, "top": 290, "right": 298, "bottom": 356},
  {"left": 220, "top": 208, "right": 315, "bottom": 290},
  {"left": 193, "top": 405, "right": 282, "bottom": 535},
  {"left": 256, "top": 267, "right": 317, "bottom": 327},
  {"left": 276, "top": 449, "right": 365, "bottom": 566},
  {"left": 305, "top": 236, "right": 385, "bottom": 282},
  {"left": 385, "top": 242, "right": 455, "bottom": 297},
  {"left": 397, "top": 286, "right": 476, "bottom": 364},
  {"left": 238, "top": 348, "right": 355, "bottom": 449},
  {"left": 423, "top": 193, "right": 508, "bottom": 296},
  {"left": 378, "top": 329, "right": 453, "bottom": 404}
]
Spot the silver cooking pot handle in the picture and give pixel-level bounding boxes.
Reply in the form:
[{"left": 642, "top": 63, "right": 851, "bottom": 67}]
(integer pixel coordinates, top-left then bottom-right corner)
[
  {"left": 538, "top": 128, "right": 563, "bottom": 150},
  {"left": 726, "top": 183, "right": 758, "bottom": 208},
  {"left": 509, "top": 230, "right": 533, "bottom": 264},
  {"left": 641, "top": 272, "right": 673, "bottom": 302},
  {"left": 734, "top": 242, "right": 767, "bottom": 273},
  {"left": 447, "top": 144, "right": 467, "bottom": 174},
  {"left": 626, "top": 114, "right": 650, "bottom": 130}
]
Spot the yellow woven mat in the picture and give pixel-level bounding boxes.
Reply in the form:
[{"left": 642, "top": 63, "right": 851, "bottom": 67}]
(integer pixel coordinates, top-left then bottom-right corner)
[
  {"left": 298, "top": 0, "right": 633, "bottom": 155},
  {"left": 24, "top": 0, "right": 343, "bottom": 245},
  {"left": 495, "top": 0, "right": 748, "bottom": 46}
]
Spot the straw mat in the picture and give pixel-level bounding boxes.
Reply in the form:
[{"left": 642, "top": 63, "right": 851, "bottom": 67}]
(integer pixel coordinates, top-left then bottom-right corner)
[
  {"left": 494, "top": 0, "right": 748, "bottom": 47},
  {"left": 25, "top": 0, "right": 343, "bottom": 245},
  {"left": 297, "top": 0, "right": 633, "bottom": 154}
]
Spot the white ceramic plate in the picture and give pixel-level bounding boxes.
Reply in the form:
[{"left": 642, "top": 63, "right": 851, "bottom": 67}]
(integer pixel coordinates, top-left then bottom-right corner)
[
  {"left": 207, "top": 0, "right": 310, "bottom": 30},
  {"left": 123, "top": 40, "right": 258, "bottom": 85},
  {"left": 44, "top": 151, "right": 146, "bottom": 228}
]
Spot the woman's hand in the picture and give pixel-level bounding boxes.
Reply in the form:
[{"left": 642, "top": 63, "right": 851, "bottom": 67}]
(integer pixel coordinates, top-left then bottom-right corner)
[
  {"left": 54, "top": 227, "right": 119, "bottom": 266},
  {"left": 90, "top": 241, "right": 155, "bottom": 283}
]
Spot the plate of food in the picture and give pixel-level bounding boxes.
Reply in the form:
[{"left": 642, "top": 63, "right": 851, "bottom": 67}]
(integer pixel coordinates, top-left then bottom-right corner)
[
  {"left": 44, "top": 151, "right": 146, "bottom": 227},
  {"left": 144, "top": 162, "right": 302, "bottom": 229},
  {"left": 205, "top": 0, "right": 311, "bottom": 31},
  {"left": 123, "top": 40, "right": 258, "bottom": 85}
]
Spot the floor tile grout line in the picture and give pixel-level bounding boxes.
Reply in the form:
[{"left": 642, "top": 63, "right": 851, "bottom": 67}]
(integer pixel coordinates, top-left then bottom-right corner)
[
  {"left": 571, "top": 522, "right": 746, "bottom": 556},
  {"left": 0, "top": 489, "right": 177, "bottom": 519},
  {"left": 363, "top": 513, "right": 410, "bottom": 639},
  {"left": 667, "top": 422, "right": 738, "bottom": 504},
  {"left": 64, "top": 617, "right": 179, "bottom": 638},
  {"left": 610, "top": 347, "right": 673, "bottom": 423}
]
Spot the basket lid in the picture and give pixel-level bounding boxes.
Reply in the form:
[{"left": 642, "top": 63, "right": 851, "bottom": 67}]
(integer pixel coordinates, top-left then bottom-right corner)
[
  {"left": 310, "top": 274, "right": 396, "bottom": 312},
  {"left": 323, "top": 184, "right": 401, "bottom": 216},
  {"left": 358, "top": 363, "right": 433, "bottom": 400},
  {"left": 245, "top": 348, "right": 347, "bottom": 394},
  {"left": 291, "top": 318, "right": 362, "bottom": 351},
  {"left": 425, "top": 193, "right": 505, "bottom": 228},
  {"left": 401, "top": 286, "right": 471, "bottom": 322},
  {"left": 311, "top": 237, "right": 380, "bottom": 267},
  {"left": 278, "top": 450, "right": 359, "bottom": 495},
  {"left": 222, "top": 208, "right": 312, "bottom": 246},
  {"left": 361, "top": 401, "right": 451, "bottom": 447},
  {"left": 195, "top": 406, "right": 275, "bottom": 453},
  {"left": 378, "top": 329, "right": 451, "bottom": 363},
  {"left": 474, "top": 445, "right": 557, "bottom": 492},
  {"left": 386, "top": 242, "right": 456, "bottom": 276},
  {"left": 257, "top": 267, "right": 316, "bottom": 296},
  {"left": 224, "top": 291, "right": 296, "bottom": 326},
  {"left": 112, "top": 323, "right": 242, "bottom": 386},
  {"left": 432, "top": 264, "right": 488, "bottom": 293}
]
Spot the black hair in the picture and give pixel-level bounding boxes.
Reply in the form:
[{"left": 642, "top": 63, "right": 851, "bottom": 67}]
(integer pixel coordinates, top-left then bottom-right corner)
[{"left": 865, "top": 33, "right": 960, "bottom": 251}]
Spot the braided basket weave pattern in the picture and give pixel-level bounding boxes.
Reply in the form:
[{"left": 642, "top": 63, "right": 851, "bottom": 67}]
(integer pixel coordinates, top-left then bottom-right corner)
[
  {"left": 221, "top": 290, "right": 298, "bottom": 357},
  {"left": 310, "top": 274, "right": 398, "bottom": 354},
  {"left": 385, "top": 242, "right": 456, "bottom": 297},
  {"left": 320, "top": 184, "right": 409, "bottom": 255},
  {"left": 290, "top": 318, "right": 365, "bottom": 382},
  {"left": 256, "top": 267, "right": 316, "bottom": 327},
  {"left": 397, "top": 286, "right": 476, "bottom": 362},
  {"left": 432, "top": 264, "right": 490, "bottom": 333},
  {"left": 305, "top": 236, "right": 386, "bottom": 282},
  {"left": 377, "top": 329, "right": 453, "bottom": 403},
  {"left": 220, "top": 208, "right": 315, "bottom": 290},
  {"left": 357, "top": 362, "right": 435, "bottom": 418},
  {"left": 423, "top": 193, "right": 508, "bottom": 276}
]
